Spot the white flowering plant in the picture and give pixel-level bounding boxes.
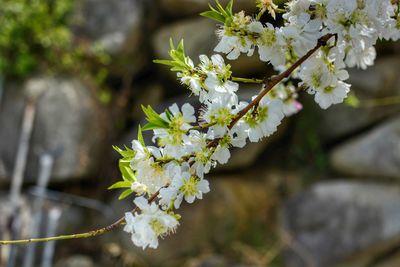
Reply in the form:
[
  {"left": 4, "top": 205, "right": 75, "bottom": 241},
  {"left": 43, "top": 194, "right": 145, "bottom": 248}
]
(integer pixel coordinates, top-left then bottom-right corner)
[{"left": 2, "top": 0, "right": 400, "bottom": 250}]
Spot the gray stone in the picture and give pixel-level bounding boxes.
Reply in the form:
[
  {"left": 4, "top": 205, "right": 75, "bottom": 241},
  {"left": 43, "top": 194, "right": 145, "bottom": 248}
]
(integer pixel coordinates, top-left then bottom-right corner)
[
  {"left": 184, "top": 254, "right": 228, "bottom": 267},
  {"left": 0, "top": 76, "right": 109, "bottom": 182},
  {"left": 131, "top": 83, "right": 165, "bottom": 121},
  {"left": 283, "top": 182, "right": 400, "bottom": 267},
  {"left": 330, "top": 116, "right": 400, "bottom": 179},
  {"left": 159, "top": 0, "right": 257, "bottom": 17},
  {"left": 318, "top": 56, "right": 400, "bottom": 141},
  {"left": 371, "top": 251, "right": 400, "bottom": 267},
  {"left": 55, "top": 255, "right": 95, "bottom": 267},
  {"left": 153, "top": 17, "right": 266, "bottom": 78},
  {"left": 73, "top": 0, "right": 146, "bottom": 75},
  {"left": 0, "top": 159, "right": 6, "bottom": 184}
]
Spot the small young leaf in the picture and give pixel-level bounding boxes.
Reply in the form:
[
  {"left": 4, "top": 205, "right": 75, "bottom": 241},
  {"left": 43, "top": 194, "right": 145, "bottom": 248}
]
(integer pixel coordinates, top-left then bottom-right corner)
[
  {"left": 345, "top": 92, "right": 361, "bottom": 108},
  {"left": 112, "top": 145, "right": 135, "bottom": 158},
  {"left": 153, "top": 39, "right": 193, "bottom": 72},
  {"left": 201, "top": 0, "right": 234, "bottom": 24},
  {"left": 141, "top": 105, "right": 170, "bottom": 131},
  {"left": 119, "top": 160, "right": 136, "bottom": 182},
  {"left": 137, "top": 125, "right": 145, "bottom": 146},
  {"left": 118, "top": 189, "right": 134, "bottom": 200},
  {"left": 200, "top": 11, "right": 226, "bottom": 23},
  {"left": 225, "top": 0, "right": 233, "bottom": 15},
  {"left": 108, "top": 181, "right": 132, "bottom": 190},
  {"left": 142, "top": 123, "right": 161, "bottom": 131},
  {"left": 165, "top": 108, "right": 173, "bottom": 121}
]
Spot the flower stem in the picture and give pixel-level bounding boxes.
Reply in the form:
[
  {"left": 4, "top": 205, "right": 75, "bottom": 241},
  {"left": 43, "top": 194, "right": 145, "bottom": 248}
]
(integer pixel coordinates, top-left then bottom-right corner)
[
  {"left": 359, "top": 96, "right": 400, "bottom": 108},
  {"left": 232, "top": 77, "right": 264, "bottom": 84}
]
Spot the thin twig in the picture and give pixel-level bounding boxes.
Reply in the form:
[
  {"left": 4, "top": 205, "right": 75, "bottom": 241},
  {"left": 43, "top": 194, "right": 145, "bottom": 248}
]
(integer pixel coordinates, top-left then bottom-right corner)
[
  {"left": 0, "top": 191, "right": 160, "bottom": 245},
  {"left": 359, "top": 95, "right": 400, "bottom": 108},
  {"left": 231, "top": 76, "right": 264, "bottom": 84}
]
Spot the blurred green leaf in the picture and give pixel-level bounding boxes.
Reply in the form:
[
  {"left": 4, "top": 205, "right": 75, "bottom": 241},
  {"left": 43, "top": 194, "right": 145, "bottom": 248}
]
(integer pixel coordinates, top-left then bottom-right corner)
[
  {"left": 118, "top": 189, "right": 134, "bottom": 200},
  {"left": 345, "top": 92, "right": 361, "bottom": 108},
  {"left": 108, "top": 181, "right": 132, "bottom": 190},
  {"left": 0, "top": 0, "right": 108, "bottom": 81}
]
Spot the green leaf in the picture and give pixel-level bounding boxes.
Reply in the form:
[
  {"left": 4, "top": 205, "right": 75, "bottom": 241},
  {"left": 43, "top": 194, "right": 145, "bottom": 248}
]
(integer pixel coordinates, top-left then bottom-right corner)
[
  {"left": 118, "top": 189, "right": 134, "bottom": 200},
  {"left": 165, "top": 108, "right": 173, "bottom": 121},
  {"left": 200, "top": 0, "right": 235, "bottom": 24},
  {"left": 108, "top": 181, "right": 132, "bottom": 190},
  {"left": 142, "top": 122, "right": 166, "bottom": 131},
  {"left": 345, "top": 92, "right": 361, "bottom": 108},
  {"left": 225, "top": 0, "right": 234, "bottom": 15},
  {"left": 112, "top": 145, "right": 135, "bottom": 158},
  {"left": 153, "top": 39, "right": 193, "bottom": 72},
  {"left": 200, "top": 11, "right": 226, "bottom": 23},
  {"left": 141, "top": 105, "right": 170, "bottom": 131},
  {"left": 119, "top": 160, "right": 136, "bottom": 182},
  {"left": 137, "top": 125, "right": 145, "bottom": 146}
]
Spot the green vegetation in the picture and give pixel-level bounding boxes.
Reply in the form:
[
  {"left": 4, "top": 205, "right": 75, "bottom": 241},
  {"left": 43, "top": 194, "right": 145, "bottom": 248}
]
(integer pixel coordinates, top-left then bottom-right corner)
[{"left": 0, "top": 0, "right": 109, "bottom": 79}]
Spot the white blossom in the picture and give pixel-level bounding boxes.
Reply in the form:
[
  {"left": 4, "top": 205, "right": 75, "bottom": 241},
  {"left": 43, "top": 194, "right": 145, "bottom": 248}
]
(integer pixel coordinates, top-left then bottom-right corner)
[
  {"left": 238, "top": 98, "right": 285, "bottom": 142},
  {"left": 124, "top": 197, "right": 179, "bottom": 249},
  {"left": 153, "top": 103, "right": 196, "bottom": 158},
  {"left": 214, "top": 11, "right": 255, "bottom": 60},
  {"left": 160, "top": 163, "right": 210, "bottom": 209}
]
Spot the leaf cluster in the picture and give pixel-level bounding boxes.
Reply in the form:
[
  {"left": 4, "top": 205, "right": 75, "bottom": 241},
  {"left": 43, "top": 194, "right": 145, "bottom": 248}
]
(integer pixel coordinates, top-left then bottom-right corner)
[
  {"left": 109, "top": 127, "right": 149, "bottom": 200},
  {"left": 109, "top": 145, "right": 136, "bottom": 200},
  {"left": 153, "top": 39, "right": 193, "bottom": 72},
  {"left": 0, "top": 0, "right": 109, "bottom": 79},
  {"left": 141, "top": 105, "right": 171, "bottom": 131},
  {"left": 200, "top": 0, "right": 234, "bottom": 24}
]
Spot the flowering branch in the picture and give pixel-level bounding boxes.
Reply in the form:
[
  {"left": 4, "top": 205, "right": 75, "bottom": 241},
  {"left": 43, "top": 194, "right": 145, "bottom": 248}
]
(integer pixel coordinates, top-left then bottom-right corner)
[{"left": 0, "top": 33, "right": 333, "bottom": 246}]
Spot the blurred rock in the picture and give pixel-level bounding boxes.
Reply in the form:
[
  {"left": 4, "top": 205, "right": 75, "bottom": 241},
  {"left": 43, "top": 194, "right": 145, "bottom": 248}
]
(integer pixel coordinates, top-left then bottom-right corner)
[
  {"left": 159, "top": 0, "right": 257, "bottom": 17},
  {"left": 153, "top": 17, "right": 266, "bottom": 78},
  {"left": 0, "top": 193, "right": 32, "bottom": 239},
  {"left": 55, "top": 255, "right": 95, "bottom": 267},
  {"left": 0, "top": 190, "right": 105, "bottom": 250},
  {"left": 184, "top": 254, "right": 228, "bottom": 267},
  {"left": 0, "top": 160, "right": 6, "bottom": 184},
  {"left": 131, "top": 83, "right": 165, "bottom": 121},
  {"left": 0, "top": 76, "right": 109, "bottom": 182},
  {"left": 104, "top": 169, "right": 294, "bottom": 266},
  {"left": 318, "top": 56, "right": 400, "bottom": 141},
  {"left": 283, "top": 182, "right": 400, "bottom": 267},
  {"left": 330, "top": 116, "right": 400, "bottom": 179},
  {"left": 73, "top": 0, "right": 146, "bottom": 75},
  {"left": 371, "top": 251, "right": 400, "bottom": 267}
]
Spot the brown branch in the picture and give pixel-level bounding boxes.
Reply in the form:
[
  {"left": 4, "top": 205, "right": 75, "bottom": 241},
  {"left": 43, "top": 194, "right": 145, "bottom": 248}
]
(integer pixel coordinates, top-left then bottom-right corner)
[
  {"left": 228, "top": 33, "right": 334, "bottom": 129},
  {"left": 0, "top": 190, "right": 161, "bottom": 245}
]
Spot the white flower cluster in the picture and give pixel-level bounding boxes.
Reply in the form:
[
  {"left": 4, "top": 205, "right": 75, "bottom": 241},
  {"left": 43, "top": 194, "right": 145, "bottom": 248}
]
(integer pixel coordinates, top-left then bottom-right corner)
[
  {"left": 215, "top": 0, "right": 400, "bottom": 109},
  {"left": 112, "top": 0, "right": 400, "bottom": 250}
]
